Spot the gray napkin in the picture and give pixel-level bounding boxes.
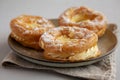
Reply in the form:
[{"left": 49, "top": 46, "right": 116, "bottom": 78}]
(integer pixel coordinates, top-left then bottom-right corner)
[{"left": 1, "top": 51, "right": 116, "bottom": 80}]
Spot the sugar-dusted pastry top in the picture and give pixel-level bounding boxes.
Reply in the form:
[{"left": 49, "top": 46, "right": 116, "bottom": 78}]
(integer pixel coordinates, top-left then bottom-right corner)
[
  {"left": 11, "top": 15, "right": 54, "bottom": 35},
  {"left": 10, "top": 15, "right": 55, "bottom": 50},
  {"left": 59, "top": 6, "right": 107, "bottom": 37},
  {"left": 40, "top": 27, "right": 98, "bottom": 52}
]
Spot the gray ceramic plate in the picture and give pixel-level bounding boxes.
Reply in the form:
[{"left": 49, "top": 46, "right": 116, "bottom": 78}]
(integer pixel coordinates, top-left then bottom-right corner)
[{"left": 8, "top": 19, "right": 118, "bottom": 67}]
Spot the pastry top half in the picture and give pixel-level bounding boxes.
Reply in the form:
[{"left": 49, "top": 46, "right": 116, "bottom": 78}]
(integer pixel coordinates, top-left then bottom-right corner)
[
  {"left": 10, "top": 15, "right": 55, "bottom": 50},
  {"left": 59, "top": 6, "right": 107, "bottom": 37},
  {"left": 39, "top": 27, "right": 100, "bottom": 62}
]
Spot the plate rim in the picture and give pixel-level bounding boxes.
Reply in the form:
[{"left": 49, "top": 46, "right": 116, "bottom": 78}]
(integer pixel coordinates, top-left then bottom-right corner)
[{"left": 8, "top": 26, "right": 118, "bottom": 65}]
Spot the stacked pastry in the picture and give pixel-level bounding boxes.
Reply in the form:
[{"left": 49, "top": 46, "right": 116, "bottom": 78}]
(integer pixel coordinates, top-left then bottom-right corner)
[{"left": 10, "top": 6, "right": 107, "bottom": 62}]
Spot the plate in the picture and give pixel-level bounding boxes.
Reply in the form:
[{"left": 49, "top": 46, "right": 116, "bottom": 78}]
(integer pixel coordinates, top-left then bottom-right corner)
[{"left": 8, "top": 19, "right": 118, "bottom": 67}]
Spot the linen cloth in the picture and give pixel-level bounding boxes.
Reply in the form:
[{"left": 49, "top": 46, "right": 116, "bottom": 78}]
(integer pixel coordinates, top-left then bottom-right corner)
[{"left": 1, "top": 51, "right": 116, "bottom": 80}]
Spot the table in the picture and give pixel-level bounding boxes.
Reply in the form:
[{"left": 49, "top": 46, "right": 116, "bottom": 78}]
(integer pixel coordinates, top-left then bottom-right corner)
[{"left": 0, "top": 0, "right": 120, "bottom": 80}]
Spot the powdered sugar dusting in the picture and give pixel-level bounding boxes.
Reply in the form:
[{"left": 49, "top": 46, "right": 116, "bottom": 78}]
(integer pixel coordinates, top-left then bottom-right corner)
[
  {"left": 62, "top": 15, "right": 70, "bottom": 22},
  {"left": 23, "top": 30, "right": 30, "bottom": 34},
  {"left": 42, "top": 23, "right": 50, "bottom": 27},
  {"left": 41, "top": 32, "right": 54, "bottom": 43},
  {"left": 34, "top": 27, "right": 40, "bottom": 31},
  {"left": 37, "top": 19, "right": 43, "bottom": 23},
  {"left": 85, "top": 32, "right": 93, "bottom": 38},
  {"left": 42, "top": 18, "right": 48, "bottom": 23},
  {"left": 17, "top": 19, "right": 23, "bottom": 24},
  {"left": 61, "top": 6, "right": 106, "bottom": 28},
  {"left": 14, "top": 23, "right": 21, "bottom": 28},
  {"left": 40, "top": 27, "right": 96, "bottom": 53}
]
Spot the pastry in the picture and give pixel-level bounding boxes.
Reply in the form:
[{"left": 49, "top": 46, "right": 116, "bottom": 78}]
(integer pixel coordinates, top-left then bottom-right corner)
[
  {"left": 39, "top": 27, "right": 100, "bottom": 62},
  {"left": 10, "top": 15, "right": 55, "bottom": 50},
  {"left": 59, "top": 6, "right": 107, "bottom": 37}
]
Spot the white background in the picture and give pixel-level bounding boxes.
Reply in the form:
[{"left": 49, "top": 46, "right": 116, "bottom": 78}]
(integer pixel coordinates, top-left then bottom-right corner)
[{"left": 0, "top": 0, "right": 120, "bottom": 80}]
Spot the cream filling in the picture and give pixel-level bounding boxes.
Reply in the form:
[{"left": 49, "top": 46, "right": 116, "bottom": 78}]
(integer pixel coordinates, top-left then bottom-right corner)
[
  {"left": 69, "top": 45, "right": 99, "bottom": 60},
  {"left": 46, "top": 45, "right": 99, "bottom": 61},
  {"left": 56, "top": 35, "right": 75, "bottom": 43},
  {"left": 71, "top": 14, "right": 89, "bottom": 23}
]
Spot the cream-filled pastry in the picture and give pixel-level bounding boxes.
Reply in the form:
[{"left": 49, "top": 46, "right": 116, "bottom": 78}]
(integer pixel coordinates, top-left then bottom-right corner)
[
  {"left": 59, "top": 6, "right": 107, "bottom": 37},
  {"left": 39, "top": 27, "right": 100, "bottom": 62}
]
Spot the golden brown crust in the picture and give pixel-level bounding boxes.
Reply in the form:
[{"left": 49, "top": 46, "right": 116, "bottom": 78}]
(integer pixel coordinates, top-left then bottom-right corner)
[
  {"left": 39, "top": 27, "right": 100, "bottom": 62},
  {"left": 10, "top": 15, "right": 55, "bottom": 50},
  {"left": 59, "top": 6, "right": 107, "bottom": 37},
  {"left": 10, "top": 33, "right": 40, "bottom": 49}
]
